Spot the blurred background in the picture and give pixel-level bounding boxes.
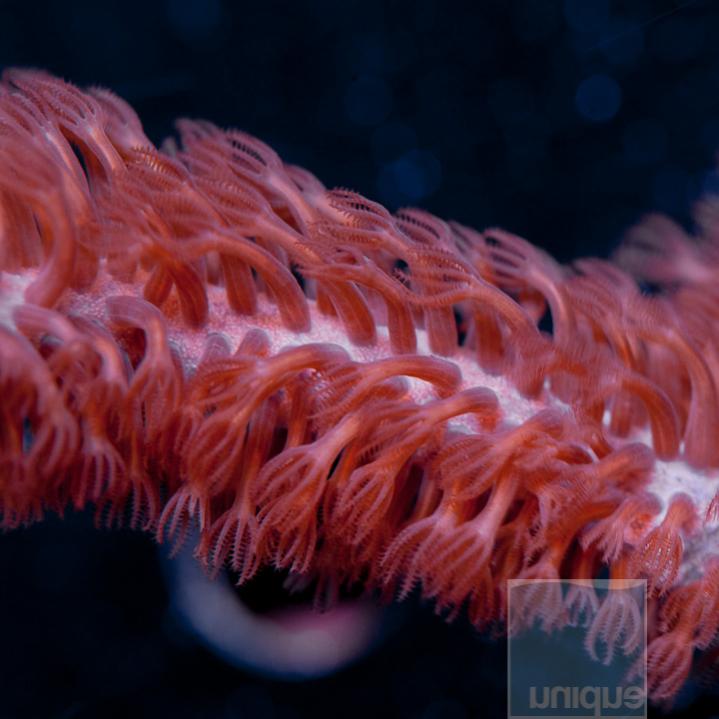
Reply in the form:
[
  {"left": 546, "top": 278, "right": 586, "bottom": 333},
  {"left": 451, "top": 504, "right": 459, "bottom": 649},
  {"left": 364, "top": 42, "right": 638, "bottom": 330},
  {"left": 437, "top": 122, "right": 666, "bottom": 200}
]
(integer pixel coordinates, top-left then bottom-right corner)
[{"left": 1, "top": 0, "right": 719, "bottom": 717}]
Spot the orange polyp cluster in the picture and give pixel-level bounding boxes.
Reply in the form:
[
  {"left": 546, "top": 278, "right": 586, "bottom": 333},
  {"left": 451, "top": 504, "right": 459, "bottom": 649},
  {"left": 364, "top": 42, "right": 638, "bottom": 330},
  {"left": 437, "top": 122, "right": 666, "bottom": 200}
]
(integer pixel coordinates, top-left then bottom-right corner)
[{"left": 2, "top": 69, "right": 719, "bottom": 704}]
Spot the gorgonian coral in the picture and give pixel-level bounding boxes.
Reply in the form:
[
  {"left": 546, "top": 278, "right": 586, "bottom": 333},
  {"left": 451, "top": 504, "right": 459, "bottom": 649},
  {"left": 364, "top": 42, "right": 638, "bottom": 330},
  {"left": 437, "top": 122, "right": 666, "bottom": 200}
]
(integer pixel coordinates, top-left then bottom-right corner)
[{"left": 1, "top": 69, "right": 719, "bottom": 704}]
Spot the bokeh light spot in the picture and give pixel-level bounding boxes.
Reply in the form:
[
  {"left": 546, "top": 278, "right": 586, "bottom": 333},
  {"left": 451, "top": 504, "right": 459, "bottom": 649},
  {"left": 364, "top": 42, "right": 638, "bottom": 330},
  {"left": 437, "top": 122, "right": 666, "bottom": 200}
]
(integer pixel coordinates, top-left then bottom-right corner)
[
  {"left": 575, "top": 74, "right": 621, "bottom": 123},
  {"left": 377, "top": 149, "right": 441, "bottom": 207}
]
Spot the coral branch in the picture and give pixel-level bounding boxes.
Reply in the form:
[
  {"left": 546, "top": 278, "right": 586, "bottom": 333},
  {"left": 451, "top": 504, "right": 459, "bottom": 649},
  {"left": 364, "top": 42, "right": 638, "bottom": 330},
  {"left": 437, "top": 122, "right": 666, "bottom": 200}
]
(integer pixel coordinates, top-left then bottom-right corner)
[{"left": 1, "top": 69, "right": 719, "bottom": 704}]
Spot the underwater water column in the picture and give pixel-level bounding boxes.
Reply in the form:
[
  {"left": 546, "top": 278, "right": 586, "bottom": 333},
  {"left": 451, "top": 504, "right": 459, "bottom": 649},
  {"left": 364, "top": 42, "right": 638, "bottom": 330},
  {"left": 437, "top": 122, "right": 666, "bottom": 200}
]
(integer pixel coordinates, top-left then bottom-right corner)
[{"left": 1, "top": 69, "right": 719, "bottom": 704}]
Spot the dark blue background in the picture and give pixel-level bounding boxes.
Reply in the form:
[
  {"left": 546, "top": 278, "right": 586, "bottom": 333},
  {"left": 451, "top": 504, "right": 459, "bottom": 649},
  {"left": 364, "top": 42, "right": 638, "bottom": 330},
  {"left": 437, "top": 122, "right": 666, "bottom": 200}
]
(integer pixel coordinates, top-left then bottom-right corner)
[{"left": 1, "top": 1, "right": 718, "bottom": 717}]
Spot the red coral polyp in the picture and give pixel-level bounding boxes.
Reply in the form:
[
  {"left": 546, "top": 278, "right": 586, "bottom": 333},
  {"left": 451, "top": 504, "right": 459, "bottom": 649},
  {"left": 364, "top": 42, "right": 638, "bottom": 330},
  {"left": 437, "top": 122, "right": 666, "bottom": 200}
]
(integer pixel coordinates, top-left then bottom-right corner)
[{"left": 1, "top": 69, "right": 719, "bottom": 704}]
